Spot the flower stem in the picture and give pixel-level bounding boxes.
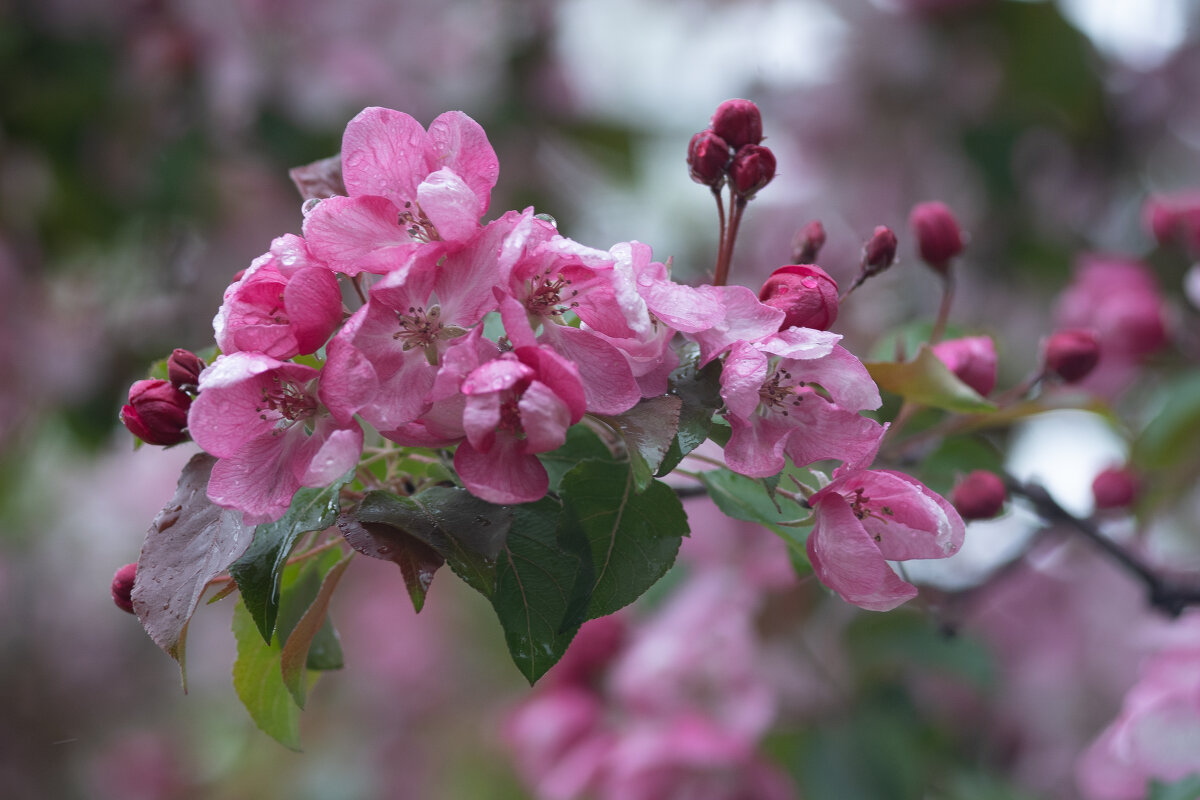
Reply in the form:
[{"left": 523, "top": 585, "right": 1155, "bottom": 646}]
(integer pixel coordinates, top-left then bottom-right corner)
[{"left": 929, "top": 270, "right": 955, "bottom": 345}]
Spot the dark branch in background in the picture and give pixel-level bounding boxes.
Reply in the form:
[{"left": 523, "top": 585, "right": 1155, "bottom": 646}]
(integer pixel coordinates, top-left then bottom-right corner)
[{"left": 1007, "top": 477, "right": 1200, "bottom": 618}]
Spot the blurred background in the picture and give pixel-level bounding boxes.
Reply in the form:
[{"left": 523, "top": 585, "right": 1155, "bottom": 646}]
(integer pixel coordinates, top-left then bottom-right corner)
[{"left": 2, "top": 0, "right": 1200, "bottom": 797}]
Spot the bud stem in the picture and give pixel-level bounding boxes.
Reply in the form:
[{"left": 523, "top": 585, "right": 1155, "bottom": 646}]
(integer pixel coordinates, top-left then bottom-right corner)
[
  {"left": 929, "top": 270, "right": 955, "bottom": 345},
  {"left": 714, "top": 193, "right": 747, "bottom": 287}
]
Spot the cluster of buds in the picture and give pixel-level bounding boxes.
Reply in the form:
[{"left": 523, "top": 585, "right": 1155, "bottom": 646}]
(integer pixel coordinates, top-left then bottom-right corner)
[
  {"left": 687, "top": 99, "right": 776, "bottom": 199},
  {"left": 119, "top": 349, "right": 206, "bottom": 445}
]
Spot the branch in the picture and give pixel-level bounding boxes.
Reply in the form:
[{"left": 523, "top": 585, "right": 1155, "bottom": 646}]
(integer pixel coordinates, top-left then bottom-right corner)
[{"left": 1007, "top": 477, "right": 1200, "bottom": 618}]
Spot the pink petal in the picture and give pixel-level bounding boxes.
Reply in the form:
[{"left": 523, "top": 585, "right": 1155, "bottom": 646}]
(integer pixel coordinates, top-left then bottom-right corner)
[
  {"left": 341, "top": 106, "right": 432, "bottom": 204},
  {"left": 687, "top": 285, "right": 785, "bottom": 365},
  {"left": 427, "top": 111, "right": 499, "bottom": 214},
  {"left": 284, "top": 266, "right": 344, "bottom": 354},
  {"left": 723, "top": 413, "right": 796, "bottom": 478},
  {"left": 518, "top": 380, "right": 572, "bottom": 453},
  {"left": 297, "top": 420, "right": 363, "bottom": 486},
  {"left": 417, "top": 167, "right": 483, "bottom": 245},
  {"left": 540, "top": 324, "right": 641, "bottom": 416},
  {"left": 807, "top": 491, "right": 918, "bottom": 612},
  {"left": 303, "top": 195, "right": 423, "bottom": 276},
  {"left": 207, "top": 430, "right": 305, "bottom": 525},
  {"left": 454, "top": 436, "right": 549, "bottom": 505},
  {"left": 833, "top": 470, "right": 964, "bottom": 560},
  {"left": 782, "top": 391, "right": 885, "bottom": 470},
  {"left": 719, "top": 341, "right": 769, "bottom": 421}
]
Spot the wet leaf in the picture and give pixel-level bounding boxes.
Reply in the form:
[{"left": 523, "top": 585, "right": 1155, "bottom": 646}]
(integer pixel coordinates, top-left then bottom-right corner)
[
  {"left": 232, "top": 599, "right": 303, "bottom": 751},
  {"left": 597, "top": 395, "right": 682, "bottom": 491},
  {"left": 280, "top": 553, "right": 352, "bottom": 709}
]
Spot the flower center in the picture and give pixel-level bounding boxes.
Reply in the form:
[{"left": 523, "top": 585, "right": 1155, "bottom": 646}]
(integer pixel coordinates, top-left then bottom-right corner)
[
  {"left": 498, "top": 396, "right": 523, "bottom": 434},
  {"left": 398, "top": 201, "right": 441, "bottom": 243},
  {"left": 758, "top": 366, "right": 803, "bottom": 416},
  {"left": 255, "top": 376, "right": 317, "bottom": 434},
  {"left": 526, "top": 268, "right": 579, "bottom": 317},
  {"left": 394, "top": 305, "right": 444, "bottom": 350}
]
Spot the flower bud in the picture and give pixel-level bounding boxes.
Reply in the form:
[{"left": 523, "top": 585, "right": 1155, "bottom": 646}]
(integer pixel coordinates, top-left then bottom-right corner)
[
  {"left": 1143, "top": 191, "right": 1200, "bottom": 254},
  {"left": 120, "top": 379, "right": 191, "bottom": 446},
  {"left": 167, "top": 348, "right": 205, "bottom": 391},
  {"left": 710, "top": 99, "right": 763, "bottom": 150},
  {"left": 730, "top": 144, "right": 776, "bottom": 199},
  {"left": 862, "top": 225, "right": 898, "bottom": 277},
  {"left": 687, "top": 130, "right": 730, "bottom": 187},
  {"left": 952, "top": 470, "right": 1006, "bottom": 521},
  {"left": 909, "top": 201, "right": 964, "bottom": 270},
  {"left": 791, "top": 220, "right": 826, "bottom": 264},
  {"left": 1043, "top": 329, "right": 1100, "bottom": 383},
  {"left": 112, "top": 562, "right": 137, "bottom": 614},
  {"left": 759, "top": 264, "right": 839, "bottom": 331},
  {"left": 932, "top": 335, "right": 997, "bottom": 397},
  {"left": 1092, "top": 466, "right": 1139, "bottom": 510}
]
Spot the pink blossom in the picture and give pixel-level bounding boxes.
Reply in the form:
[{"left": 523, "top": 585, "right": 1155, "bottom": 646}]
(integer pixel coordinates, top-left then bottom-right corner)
[
  {"left": 188, "top": 352, "right": 363, "bottom": 525},
  {"left": 1077, "top": 615, "right": 1200, "bottom": 799},
  {"left": 454, "top": 344, "right": 586, "bottom": 504},
  {"left": 214, "top": 234, "right": 343, "bottom": 359},
  {"left": 303, "top": 107, "right": 499, "bottom": 275},
  {"left": 720, "top": 328, "right": 884, "bottom": 477},
  {"left": 807, "top": 469, "right": 965, "bottom": 611},
  {"left": 931, "top": 335, "right": 997, "bottom": 397}
]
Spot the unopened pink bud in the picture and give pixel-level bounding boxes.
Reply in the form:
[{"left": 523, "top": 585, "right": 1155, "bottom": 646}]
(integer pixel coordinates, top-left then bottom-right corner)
[
  {"left": 932, "top": 336, "right": 997, "bottom": 397},
  {"left": 759, "top": 264, "right": 839, "bottom": 331},
  {"left": 120, "top": 379, "right": 191, "bottom": 446},
  {"left": 792, "top": 220, "right": 826, "bottom": 263},
  {"left": 862, "top": 225, "right": 899, "bottom": 276},
  {"left": 1092, "top": 466, "right": 1139, "bottom": 510},
  {"left": 166, "top": 348, "right": 205, "bottom": 391},
  {"left": 1143, "top": 191, "right": 1200, "bottom": 254},
  {"left": 730, "top": 144, "right": 776, "bottom": 199},
  {"left": 687, "top": 130, "right": 730, "bottom": 187},
  {"left": 952, "top": 471, "right": 1006, "bottom": 521},
  {"left": 909, "top": 201, "right": 964, "bottom": 269},
  {"left": 710, "top": 99, "right": 763, "bottom": 150},
  {"left": 1043, "top": 329, "right": 1100, "bottom": 383},
  {"left": 112, "top": 562, "right": 137, "bottom": 614}
]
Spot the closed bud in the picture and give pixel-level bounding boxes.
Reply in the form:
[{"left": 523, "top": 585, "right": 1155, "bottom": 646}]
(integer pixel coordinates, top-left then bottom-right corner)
[
  {"left": 120, "top": 379, "right": 191, "bottom": 446},
  {"left": 112, "top": 562, "right": 137, "bottom": 614},
  {"left": 791, "top": 220, "right": 826, "bottom": 263},
  {"left": 730, "top": 144, "right": 776, "bottom": 199},
  {"left": 167, "top": 348, "right": 205, "bottom": 391},
  {"left": 1143, "top": 191, "right": 1200, "bottom": 254},
  {"left": 687, "top": 130, "right": 730, "bottom": 187},
  {"left": 932, "top": 335, "right": 997, "bottom": 397},
  {"left": 952, "top": 470, "right": 1006, "bottom": 521},
  {"left": 909, "top": 201, "right": 964, "bottom": 270},
  {"left": 1043, "top": 329, "right": 1100, "bottom": 383},
  {"left": 710, "top": 99, "right": 763, "bottom": 150},
  {"left": 862, "top": 225, "right": 898, "bottom": 276},
  {"left": 1092, "top": 466, "right": 1139, "bottom": 510},
  {"left": 759, "top": 264, "right": 840, "bottom": 331}
]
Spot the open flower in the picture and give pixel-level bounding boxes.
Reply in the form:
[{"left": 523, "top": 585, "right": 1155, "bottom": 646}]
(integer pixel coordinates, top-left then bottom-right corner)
[
  {"left": 303, "top": 107, "right": 500, "bottom": 275},
  {"left": 806, "top": 469, "right": 965, "bottom": 611},
  {"left": 188, "top": 352, "right": 363, "bottom": 525}
]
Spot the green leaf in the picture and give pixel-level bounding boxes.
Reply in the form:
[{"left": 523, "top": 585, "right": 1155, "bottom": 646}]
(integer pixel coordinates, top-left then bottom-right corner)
[
  {"left": 657, "top": 355, "right": 723, "bottom": 476},
  {"left": 232, "top": 598, "right": 303, "bottom": 751},
  {"left": 596, "top": 395, "right": 682, "bottom": 492},
  {"left": 230, "top": 474, "right": 351, "bottom": 644},
  {"left": 491, "top": 497, "right": 591, "bottom": 684},
  {"left": 700, "top": 468, "right": 810, "bottom": 536},
  {"left": 337, "top": 512, "right": 444, "bottom": 613},
  {"left": 866, "top": 344, "right": 996, "bottom": 413},
  {"left": 344, "top": 487, "right": 512, "bottom": 598},
  {"left": 1135, "top": 373, "right": 1200, "bottom": 471},
  {"left": 559, "top": 461, "right": 688, "bottom": 619},
  {"left": 538, "top": 423, "right": 616, "bottom": 493},
  {"left": 280, "top": 553, "right": 352, "bottom": 709},
  {"left": 1149, "top": 775, "right": 1200, "bottom": 800}
]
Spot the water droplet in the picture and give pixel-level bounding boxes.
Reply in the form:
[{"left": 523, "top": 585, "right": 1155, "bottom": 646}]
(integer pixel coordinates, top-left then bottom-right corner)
[
  {"left": 534, "top": 212, "right": 558, "bottom": 229},
  {"left": 301, "top": 197, "right": 322, "bottom": 217}
]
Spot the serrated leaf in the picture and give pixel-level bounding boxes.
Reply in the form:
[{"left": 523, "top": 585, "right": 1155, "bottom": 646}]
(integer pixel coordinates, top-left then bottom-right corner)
[
  {"left": 700, "top": 468, "right": 809, "bottom": 535},
  {"left": 280, "top": 554, "right": 352, "bottom": 708},
  {"left": 230, "top": 474, "right": 350, "bottom": 644},
  {"left": 559, "top": 461, "right": 688, "bottom": 618},
  {"left": 539, "top": 423, "right": 616, "bottom": 493},
  {"left": 132, "top": 453, "right": 254, "bottom": 688},
  {"left": 342, "top": 487, "right": 512, "bottom": 599},
  {"left": 491, "top": 497, "right": 591, "bottom": 684},
  {"left": 658, "top": 354, "right": 723, "bottom": 476},
  {"left": 866, "top": 344, "right": 996, "bottom": 413},
  {"left": 597, "top": 395, "right": 682, "bottom": 491},
  {"left": 232, "top": 599, "right": 303, "bottom": 751},
  {"left": 337, "top": 514, "right": 444, "bottom": 612}
]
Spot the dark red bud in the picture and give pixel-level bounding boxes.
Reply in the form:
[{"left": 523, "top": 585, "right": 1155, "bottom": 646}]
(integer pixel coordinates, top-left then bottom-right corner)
[
  {"left": 932, "top": 336, "right": 997, "bottom": 397},
  {"left": 687, "top": 130, "right": 730, "bottom": 187},
  {"left": 909, "top": 201, "right": 964, "bottom": 270},
  {"left": 710, "top": 99, "right": 763, "bottom": 150},
  {"left": 862, "top": 225, "right": 898, "bottom": 276},
  {"left": 952, "top": 470, "right": 1006, "bottom": 521},
  {"left": 791, "top": 220, "right": 826, "bottom": 264},
  {"left": 120, "top": 379, "right": 191, "bottom": 446},
  {"left": 730, "top": 144, "right": 776, "bottom": 199},
  {"left": 166, "top": 348, "right": 205, "bottom": 391},
  {"left": 1043, "top": 329, "right": 1100, "bottom": 383},
  {"left": 1143, "top": 191, "right": 1200, "bottom": 254},
  {"left": 759, "top": 264, "right": 839, "bottom": 331},
  {"left": 112, "top": 562, "right": 137, "bottom": 614},
  {"left": 1092, "top": 467, "right": 1139, "bottom": 510}
]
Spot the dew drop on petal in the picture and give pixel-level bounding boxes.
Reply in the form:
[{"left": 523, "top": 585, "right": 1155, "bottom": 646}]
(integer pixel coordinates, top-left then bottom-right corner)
[{"left": 301, "top": 198, "right": 322, "bottom": 217}]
